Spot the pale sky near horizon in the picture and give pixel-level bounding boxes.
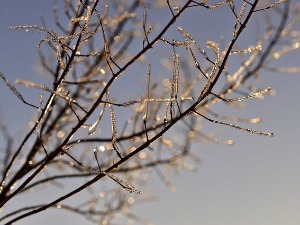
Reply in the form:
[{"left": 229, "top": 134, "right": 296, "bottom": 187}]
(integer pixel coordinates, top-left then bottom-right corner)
[{"left": 1, "top": 1, "right": 300, "bottom": 225}]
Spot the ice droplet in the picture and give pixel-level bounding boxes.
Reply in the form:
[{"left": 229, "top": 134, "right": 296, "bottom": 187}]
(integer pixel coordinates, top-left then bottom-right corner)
[
  {"left": 57, "top": 130, "right": 65, "bottom": 138},
  {"left": 94, "top": 145, "right": 105, "bottom": 153},
  {"left": 138, "top": 152, "right": 147, "bottom": 159},
  {"left": 127, "top": 197, "right": 135, "bottom": 204},
  {"left": 250, "top": 117, "right": 261, "bottom": 124},
  {"left": 88, "top": 121, "right": 98, "bottom": 135},
  {"left": 227, "top": 140, "right": 234, "bottom": 145},
  {"left": 99, "top": 192, "right": 105, "bottom": 198},
  {"left": 273, "top": 52, "right": 280, "bottom": 59},
  {"left": 96, "top": 67, "right": 106, "bottom": 74}
]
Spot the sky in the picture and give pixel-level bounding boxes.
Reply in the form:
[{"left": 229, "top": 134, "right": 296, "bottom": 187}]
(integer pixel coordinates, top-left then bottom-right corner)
[{"left": 1, "top": 1, "right": 300, "bottom": 225}]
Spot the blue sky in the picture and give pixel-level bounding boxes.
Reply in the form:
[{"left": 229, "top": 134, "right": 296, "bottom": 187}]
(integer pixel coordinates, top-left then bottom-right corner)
[{"left": 1, "top": 1, "right": 300, "bottom": 225}]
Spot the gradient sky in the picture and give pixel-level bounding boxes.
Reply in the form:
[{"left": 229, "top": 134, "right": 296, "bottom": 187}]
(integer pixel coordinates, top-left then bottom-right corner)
[{"left": 1, "top": 1, "right": 300, "bottom": 225}]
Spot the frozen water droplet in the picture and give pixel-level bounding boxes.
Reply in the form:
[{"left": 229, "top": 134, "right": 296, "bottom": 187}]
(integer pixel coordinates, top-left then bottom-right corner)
[
  {"left": 95, "top": 145, "right": 105, "bottom": 152},
  {"left": 250, "top": 117, "right": 261, "bottom": 124},
  {"left": 138, "top": 152, "right": 147, "bottom": 159},
  {"left": 127, "top": 197, "right": 135, "bottom": 204},
  {"left": 88, "top": 122, "right": 98, "bottom": 135},
  {"left": 99, "top": 192, "right": 105, "bottom": 198},
  {"left": 57, "top": 130, "right": 65, "bottom": 138},
  {"left": 227, "top": 140, "right": 234, "bottom": 145}
]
